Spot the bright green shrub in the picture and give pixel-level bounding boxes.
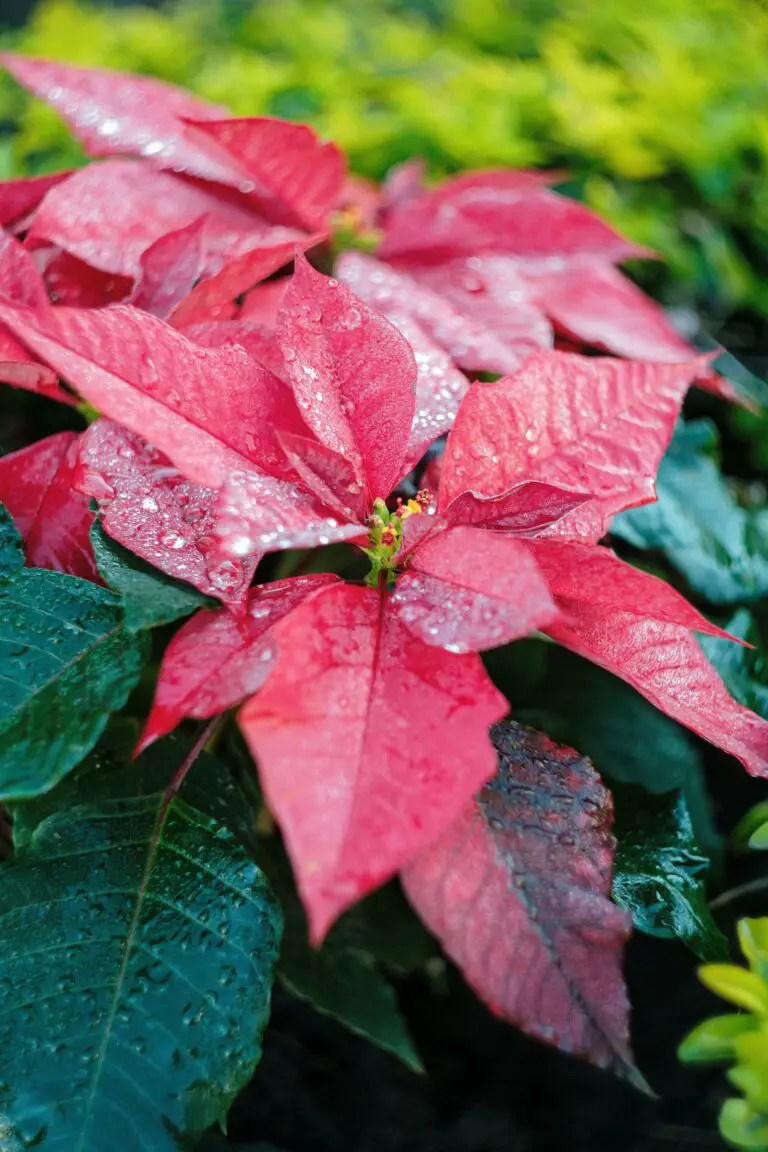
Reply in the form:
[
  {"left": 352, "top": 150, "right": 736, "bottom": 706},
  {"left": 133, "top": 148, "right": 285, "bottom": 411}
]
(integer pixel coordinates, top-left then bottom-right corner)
[{"left": 2, "top": 0, "right": 768, "bottom": 314}]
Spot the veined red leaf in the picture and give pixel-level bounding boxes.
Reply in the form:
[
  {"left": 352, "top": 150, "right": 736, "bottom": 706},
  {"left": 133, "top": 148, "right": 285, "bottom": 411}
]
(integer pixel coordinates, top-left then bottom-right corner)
[
  {"left": 525, "top": 540, "right": 741, "bottom": 641},
  {"left": 545, "top": 606, "right": 768, "bottom": 779},
  {"left": 138, "top": 574, "right": 338, "bottom": 751},
  {"left": 392, "top": 527, "right": 556, "bottom": 653},
  {"left": 184, "top": 116, "right": 346, "bottom": 231},
  {"left": 43, "top": 250, "right": 132, "bottom": 308},
  {"left": 0, "top": 229, "right": 49, "bottom": 307},
  {"left": 526, "top": 262, "right": 740, "bottom": 404},
  {"left": 402, "top": 721, "right": 635, "bottom": 1078},
  {"left": 440, "top": 351, "right": 704, "bottom": 540},
  {"left": 27, "top": 161, "right": 269, "bottom": 279},
  {"left": 338, "top": 251, "right": 549, "bottom": 376},
  {"left": 180, "top": 319, "right": 289, "bottom": 382},
  {"left": 0, "top": 302, "right": 300, "bottom": 488},
  {"left": 0, "top": 431, "right": 97, "bottom": 581},
  {"left": 75, "top": 421, "right": 259, "bottom": 606},
  {"left": 169, "top": 233, "right": 320, "bottom": 328},
  {"left": 214, "top": 469, "right": 363, "bottom": 558},
  {"left": 442, "top": 482, "right": 590, "bottom": 533},
  {"left": 0, "top": 170, "right": 72, "bottom": 229},
  {"left": 276, "top": 431, "right": 367, "bottom": 523},
  {"left": 0, "top": 54, "right": 240, "bottom": 185},
  {"left": 130, "top": 217, "right": 208, "bottom": 318},
  {"left": 380, "top": 182, "right": 649, "bottom": 266},
  {"left": 277, "top": 255, "right": 416, "bottom": 501},
  {"left": 0, "top": 231, "right": 69, "bottom": 400},
  {"left": 239, "top": 582, "right": 508, "bottom": 941}
]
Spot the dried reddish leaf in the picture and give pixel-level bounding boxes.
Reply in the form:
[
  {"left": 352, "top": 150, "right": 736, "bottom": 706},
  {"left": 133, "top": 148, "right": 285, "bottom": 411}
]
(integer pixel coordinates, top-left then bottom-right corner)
[
  {"left": 276, "top": 255, "right": 416, "bottom": 500},
  {"left": 169, "top": 233, "right": 320, "bottom": 328},
  {"left": 380, "top": 181, "right": 648, "bottom": 266},
  {"left": 338, "top": 251, "right": 550, "bottom": 376},
  {"left": 184, "top": 116, "right": 346, "bottom": 230},
  {"left": 75, "top": 421, "right": 258, "bottom": 606},
  {"left": 0, "top": 431, "right": 97, "bottom": 580},
  {"left": 138, "top": 574, "right": 338, "bottom": 751},
  {"left": 440, "top": 352, "right": 704, "bottom": 540},
  {"left": 27, "top": 161, "right": 268, "bottom": 279},
  {"left": 391, "top": 527, "right": 556, "bottom": 653},
  {"left": 0, "top": 54, "right": 238, "bottom": 185},
  {"left": 0, "top": 302, "right": 299, "bottom": 488},
  {"left": 0, "top": 170, "right": 72, "bottom": 229},
  {"left": 402, "top": 721, "right": 635, "bottom": 1078},
  {"left": 130, "top": 217, "right": 208, "bottom": 318},
  {"left": 239, "top": 582, "right": 508, "bottom": 941},
  {"left": 545, "top": 606, "right": 768, "bottom": 779}
]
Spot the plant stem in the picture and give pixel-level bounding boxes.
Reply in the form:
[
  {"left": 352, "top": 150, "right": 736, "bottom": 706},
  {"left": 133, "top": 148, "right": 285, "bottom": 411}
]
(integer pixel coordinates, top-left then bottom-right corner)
[
  {"left": 162, "top": 715, "right": 226, "bottom": 812},
  {"left": 709, "top": 876, "right": 768, "bottom": 911}
]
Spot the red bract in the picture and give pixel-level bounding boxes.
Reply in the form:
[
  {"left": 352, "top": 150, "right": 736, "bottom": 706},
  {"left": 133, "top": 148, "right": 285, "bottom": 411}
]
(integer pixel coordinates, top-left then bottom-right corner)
[
  {"left": 0, "top": 431, "right": 97, "bottom": 581},
  {"left": 402, "top": 722, "right": 636, "bottom": 1079},
  {"left": 0, "top": 230, "right": 68, "bottom": 401},
  {"left": 239, "top": 582, "right": 509, "bottom": 942}
]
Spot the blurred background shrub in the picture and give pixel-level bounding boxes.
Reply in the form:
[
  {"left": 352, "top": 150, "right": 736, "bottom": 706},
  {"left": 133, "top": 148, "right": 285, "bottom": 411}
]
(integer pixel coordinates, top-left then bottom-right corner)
[{"left": 2, "top": 0, "right": 768, "bottom": 339}]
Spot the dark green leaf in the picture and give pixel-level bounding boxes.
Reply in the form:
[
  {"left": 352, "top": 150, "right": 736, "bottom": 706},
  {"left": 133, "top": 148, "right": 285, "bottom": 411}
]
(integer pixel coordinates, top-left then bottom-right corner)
[
  {"left": 0, "top": 788, "right": 282, "bottom": 1150},
  {"left": 257, "top": 835, "right": 423, "bottom": 1072},
  {"left": 91, "top": 518, "right": 211, "bottom": 631},
  {"left": 0, "top": 503, "right": 23, "bottom": 582},
  {"left": 0, "top": 569, "right": 147, "bottom": 802},
  {"left": 612, "top": 786, "right": 727, "bottom": 961},
  {"left": 700, "top": 609, "right": 768, "bottom": 721},
  {"left": 612, "top": 420, "right": 768, "bottom": 604}
]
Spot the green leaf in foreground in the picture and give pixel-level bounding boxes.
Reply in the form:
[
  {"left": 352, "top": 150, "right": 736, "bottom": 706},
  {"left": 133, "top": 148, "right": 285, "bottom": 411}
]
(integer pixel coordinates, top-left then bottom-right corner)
[
  {"left": 91, "top": 518, "right": 210, "bottom": 631},
  {"left": 0, "top": 789, "right": 282, "bottom": 1150},
  {"left": 0, "top": 502, "right": 23, "bottom": 581},
  {"left": 612, "top": 420, "right": 768, "bottom": 604},
  {"left": 612, "top": 786, "right": 728, "bottom": 961},
  {"left": 0, "top": 569, "right": 147, "bottom": 802}
]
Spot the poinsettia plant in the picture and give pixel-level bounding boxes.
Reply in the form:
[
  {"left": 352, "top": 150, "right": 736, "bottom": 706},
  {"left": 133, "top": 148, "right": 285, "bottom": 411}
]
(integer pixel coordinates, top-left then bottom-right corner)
[{"left": 0, "top": 55, "right": 766, "bottom": 1150}]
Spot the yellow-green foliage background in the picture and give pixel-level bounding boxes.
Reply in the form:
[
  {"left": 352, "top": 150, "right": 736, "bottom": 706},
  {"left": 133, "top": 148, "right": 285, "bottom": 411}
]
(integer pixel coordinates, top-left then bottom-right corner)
[{"left": 2, "top": 0, "right": 768, "bottom": 320}]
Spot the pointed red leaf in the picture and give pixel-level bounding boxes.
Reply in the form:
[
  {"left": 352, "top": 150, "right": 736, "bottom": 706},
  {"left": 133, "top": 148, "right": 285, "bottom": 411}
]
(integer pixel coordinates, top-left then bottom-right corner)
[
  {"left": 380, "top": 181, "right": 649, "bottom": 266},
  {"left": 402, "top": 721, "right": 635, "bottom": 1077},
  {"left": 0, "top": 302, "right": 300, "bottom": 488},
  {"left": 525, "top": 540, "right": 741, "bottom": 641},
  {"left": 0, "top": 431, "right": 97, "bottom": 580},
  {"left": 0, "top": 170, "right": 72, "bottom": 229},
  {"left": 440, "top": 351, "right": 703, "bottom": 540},
  {"left": 545, "top": 606, "right": 768, "bottom": 779},
  {"left": 184, "top": 116, "right": 346, "bottom": 231},
  {"left": 338, "top": 251, "right": 550, "bottom": 376},
  {"left": 130, "top": 217, "right": 208, "bottom": 318},
  {"left": 442, "top": 482, "right": 590, "bottom": 533},
  {"left": 239, "top": 582, "right": 508, "bottom": 940},
  {"left": 276, "top": 431, "right": 367, "bottom": 523},
  {"left": 27, "top": 161, "right": 268, "bottom": 278},
  {"left": 180, "top": 319, "right": 290, "bottom": 382},
  {"left": 169, "top": 233, "right": 320, "bottom": 328},
  {"left": 138, "top": 573, "right": 338, "bottom": 751},
  {"left": 43, "top": 250, "right": 132, "bottom": 308},
  {"left": 238, "top": 278, "right": 288, "bottom": 328},
  {"left": 277, "top": 255, "right": 416, "bottom": 500},
  {"left": 0, "top": 229, "right": 49, "bottom": 307},
  {"left": 0, "top": 230, "right": 70, "bottom": 401},
  {"left": 0, "top": 54, "right": 239, "bottom": 185},
  {"left": 392, "top": 527, "right": 556, "bottom": 653},
  {"left": 527, "top": 261, "right": 740, "bottom": 403},
  {"left": 214, "top": 468, "right": 363, "bottom": 559},
  {"left": 76, "top": 421, "right": 259, "bottom": 606}
]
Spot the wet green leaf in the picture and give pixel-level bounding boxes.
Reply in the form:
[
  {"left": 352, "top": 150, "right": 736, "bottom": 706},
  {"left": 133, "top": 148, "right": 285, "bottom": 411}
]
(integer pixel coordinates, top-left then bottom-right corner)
[
  {"left": 0, "top": 787, "right": 282, "bottom": 1150},
  {"left": 0, "top": 569, "right": 147, "bottom": 802},
  {"left": 91, "top": 518, "right": 211, "bottom": 631},
  {"left": 612, "top": 420, "right": 768, "bottom": 604},
  {"left": 0, "top": 502, "right": 23, "bottom": 581},
  {"left": 612, "top": 786, "right": 727, "bottom": 961}
]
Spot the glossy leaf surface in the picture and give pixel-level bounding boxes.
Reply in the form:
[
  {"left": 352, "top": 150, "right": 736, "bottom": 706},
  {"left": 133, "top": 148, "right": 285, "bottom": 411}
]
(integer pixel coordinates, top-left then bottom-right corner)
[
  {"left": 402, "top": 721, "right": 636, "bottom": 1079},
  {"left": 240, "top": 582, "right": 508, "bottom": 941}
]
